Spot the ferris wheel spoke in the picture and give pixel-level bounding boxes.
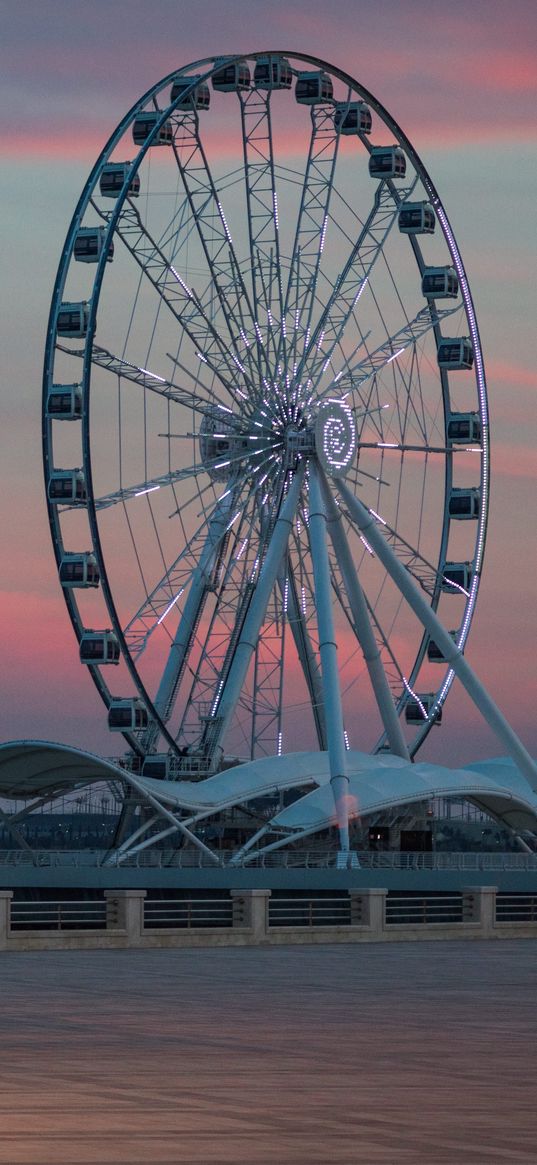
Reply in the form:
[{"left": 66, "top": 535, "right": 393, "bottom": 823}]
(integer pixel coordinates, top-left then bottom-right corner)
[
  {"left": 359, "top": 441, "right": 451, "bottom": 455},
  {"left": 93, "top": 464, "right": 207, "bottom": 511},
  {"left": 141, "top": 488, "right": 243, "bottom": 748},
  {"left": 239, "top": 87, "right": 284, "bottom": 366},
  {"left": 93, "top": 197, "right": 246, "bottom": 404},
  {"left": 174, "top": 489, "right": 265, "bottom": 750},
  {"left": 170, "top": 113, "right": 265, "bottom": 389},
  {"left": 313, "top": 301, "right": 462, "bottom": 413},
  {"left": 123, "top": 486, "right": 239, "bottom": 659},
  {"left": 319, "top": 470, "right": 409, "bottom": 758},
  {"left": 275, "top": 103, "right": 341, "bottom": 386},
  {"left": 192, "top": 465, "right": 305, "bottom": 762},
  {"left": 297, "top": 173, "right": 418, "bottom": 390},
  {"left": 249, "top": 584, "right": 287, "bottom": 760},
  {"left": 60, "top": 342, "right": 217, "bottom": 416}
]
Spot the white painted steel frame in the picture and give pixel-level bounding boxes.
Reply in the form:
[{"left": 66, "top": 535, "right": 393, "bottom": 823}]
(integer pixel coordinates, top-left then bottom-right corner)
[{"left": 42, "top": 52, "right": 492, "bottom": 861}]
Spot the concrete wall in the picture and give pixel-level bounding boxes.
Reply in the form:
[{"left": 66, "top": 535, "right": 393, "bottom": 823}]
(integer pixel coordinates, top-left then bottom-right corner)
[{"left": 2, "top": 887, "right": 537, "bottom": 951}]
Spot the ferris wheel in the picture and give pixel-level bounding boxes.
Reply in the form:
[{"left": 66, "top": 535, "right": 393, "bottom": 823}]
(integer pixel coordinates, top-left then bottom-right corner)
[{"left": 43, "top": 52, "right": 489, "bottom": 842}]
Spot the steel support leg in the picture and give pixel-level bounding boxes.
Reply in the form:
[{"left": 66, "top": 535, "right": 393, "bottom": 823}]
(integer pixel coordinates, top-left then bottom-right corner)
[
  {"left": 337, "top": 479, "right": 537, "bottom": 788},
  {"left": 319, "top": 470, "right": 410, "bottom": 759},
  {"left": 212, "top": 466, "right": 305, "bottom": 749},
  {"left": 309, "top": 464, "right": 351, "bottom": 853}
]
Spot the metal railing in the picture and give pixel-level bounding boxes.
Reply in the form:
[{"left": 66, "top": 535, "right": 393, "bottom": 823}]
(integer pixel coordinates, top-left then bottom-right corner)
[
  {"left": 269, "top": 895, "right": 352, "bottom": 927},
  {"left": 385, "top": 894, "right": 464, "bottom": 925},
  {"left": 495, "top": 894, "right": 537, "bottom": 923},
  {"left": 0, "top": 848, "right": 536, "bottom": 871},
  {"left": 144, "top": 897, "right": 233, "bottom": 929},
  {"left": 10, "top": 898, "right": 107, "bottom": 931}
]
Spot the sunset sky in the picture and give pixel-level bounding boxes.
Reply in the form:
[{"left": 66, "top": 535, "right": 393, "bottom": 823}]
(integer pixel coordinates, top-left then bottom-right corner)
[{"left": 1, "top": 0, "right": 536, "bottom": 767}]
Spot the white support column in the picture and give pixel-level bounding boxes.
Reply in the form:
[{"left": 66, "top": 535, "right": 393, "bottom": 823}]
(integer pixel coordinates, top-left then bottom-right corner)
[
  {"left": 213, "top": 465, "right": 305, "bottom": 746},
  {"left": 319, "top": 470, "right": 410, "bottom": 760},
  {"left": 337, "top": 479, "right": 537, "bottom": 788},
  {"left": 308, "top": 463, "right": 351, "bottom": 854},
  {"left": 151, "top": 491, "right": 236, "bottom": 737}
]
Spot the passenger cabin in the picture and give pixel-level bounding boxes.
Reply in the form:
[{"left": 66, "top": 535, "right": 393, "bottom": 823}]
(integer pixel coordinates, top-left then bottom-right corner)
[
  {"left": 405, "top": 694, "right": 442, "bottom": 724},
  {"left": 437, "top": 337, "right": 474, "bottom": 370},
  {"left": 295, "top": 71, "right": 333, "bottom": 105},
  {"left": 59, "top": 553, "right": 100, "bottom": 589},
  {"left": 99, "top": 163, "right": 140, "bottom": 199},
  {"left": 449, "top": 487, "right": 480, "bottom": 520},
  {"left": 334, "top": 101, "right": 372, "bottom": 134},
  {"left": 142, "top": 755, "right": 168, "bottom": 779},
  {"left": 46, "top": 384, "right": 82, "bottom": 419},
  {"left": 212, "top": 61, "right": 250, "bottom": 92},
  {"left": 170, "top": 75, "right": 210, "bottom": 109},
  {"left": 48, "top": 470, "right": 87, "bottom": 505},
  {"left": 427, "top": 632, "right": 457, "bottom": 663},
  {"left": 108, "top": 699, "right": 148, "bottom": 731},
  {"left": 80, "top": 631, "right": 120, "bottom": 665},
  {"left": 57, "top": 302, "right": 89, "bottom": 339},
  {"left": 422, "top": 266, "right": 459, "bottom": 299},
  {"left": 447, "top": 412, "right": 481, "bottom": 444},
  {"left": 441, "top": 562, "right": 472, "bottom": 593},
  {"left": 132, "top": 112, "right": 173, "bottom": 146},
  {"left": 254, "top": 56, "right": 292, "bottom": 89},
  {"left": 74, "top": 227, "right": 113, "bottom": 264},
  {"left": 398, "top": 201, "right": 435, "bottom": 234},
  {"left": 368, "top": 146, "right": 406, "bottom": 179}
]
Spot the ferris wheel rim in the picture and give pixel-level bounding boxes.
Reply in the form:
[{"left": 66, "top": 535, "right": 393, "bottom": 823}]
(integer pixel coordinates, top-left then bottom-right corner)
[{"left": 42, "top": 50, "right": 489, "bottom": 768}]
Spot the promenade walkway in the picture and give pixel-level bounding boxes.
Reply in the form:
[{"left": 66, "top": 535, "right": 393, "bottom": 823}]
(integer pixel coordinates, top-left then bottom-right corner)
[{"left": 0, "top": 941, "right": 535, "bottom": 1163}]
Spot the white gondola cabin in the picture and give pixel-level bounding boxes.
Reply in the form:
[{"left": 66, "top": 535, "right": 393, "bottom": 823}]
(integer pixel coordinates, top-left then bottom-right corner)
[
  {"left": 422, "top": 266, "right": 459, "bottom": 299},
  {"left": 441, "top": 562, "right": 472, "bottom": 593},
  {"left": 59, "top": 553, "right": 100, "bottom": 589},
  {"left": 254, "top": 56, "right": 292, "bottom": 90},
  {"left": 170, "top": 75, "right": 211, "bottom": 109},
  {"left": 74, "top": 227, "right": 114, "bottom": 264},
  {"left": 398, "top": 201, "right": 435, "bottom": 234},
  {"left": 57, "top": 301, "right": 89, "bottom": 339},
  {"left": 427, "top": 632, "right": 457, "bottom": 663},
  {"left": 108, "top": 698, "right": 148, "bottom": 731},
  {"left": 142, "top": 754, "right": 168, "bottom": 779},
  {"left": 212, "top": 61, "right": 250, "bottom": 92},
  {"left": 46, "top": 384, "right": 83, "bottom": 419},
  {"left": 447, "top": 412, "right": 482, "bottom": 444},
  {"left": 295, "top": 71, "right": 333, "bottom": 105},
  {"left": 449, "top": 487, "right": 480, "bottom": 520},
  {"left": 437, "top": 337, "right": 474, "bottom": 370},
  {"left": 80, "top": 631, "right": 120, "bottom": 665},
  {"left": 99, "top": 163, "right": 140, "bottom": 199},
  {"left": 334, "top": 101, "right": 372, "bottom": 134},
  {"left": 369, "top": 146, "right": 406, "bottom": 179},
  {"left": 132, "top": 112, "right": 173, "bottom": 147},
  {"left": 405, "top": 694, "right": 442, "bottom": 724},
  {"left": 48, "top": 469, "right": 87, "bottom": 505}
]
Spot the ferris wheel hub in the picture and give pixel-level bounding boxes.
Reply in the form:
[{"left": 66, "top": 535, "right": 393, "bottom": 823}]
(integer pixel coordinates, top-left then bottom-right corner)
[{"left": 314, "top": 399, "right": 357, "bottom": 478}]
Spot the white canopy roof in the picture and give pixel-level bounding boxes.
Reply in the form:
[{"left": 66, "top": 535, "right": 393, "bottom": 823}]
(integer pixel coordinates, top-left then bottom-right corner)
[{"left": 1, "top": 741, "right": 536, "bottom": 835}]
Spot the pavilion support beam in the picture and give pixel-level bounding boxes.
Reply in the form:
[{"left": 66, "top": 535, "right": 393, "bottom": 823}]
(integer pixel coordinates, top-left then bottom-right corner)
[
  {"left": 121, "top": 774, "right": 221, "bottom": 866},
  {"left": 337, "top": 479, "right": 537, "bottom": 789},
  {"left": 319, "top": 470, "right": 410, "bottom": 760},
  {"left": 308, "top": 463, "right": 351, "bottom": 855}
]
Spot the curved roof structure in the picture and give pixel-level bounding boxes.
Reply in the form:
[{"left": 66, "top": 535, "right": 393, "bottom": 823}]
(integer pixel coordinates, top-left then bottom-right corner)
[
  {"left": 0, "top": 740, "right": 128, "bottom": 799},
  {"left": 1, "top": 741, "right": 537, "bottom": 847}
]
